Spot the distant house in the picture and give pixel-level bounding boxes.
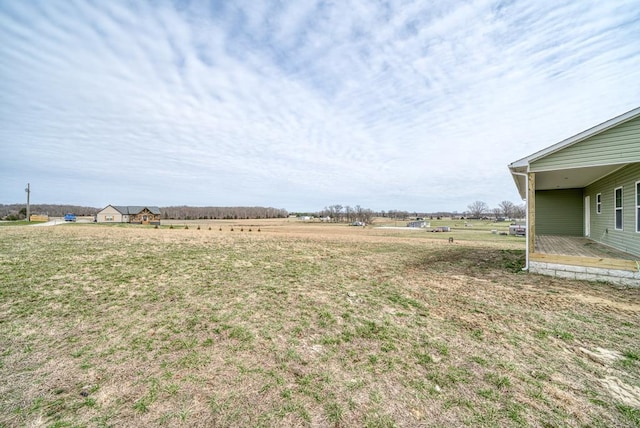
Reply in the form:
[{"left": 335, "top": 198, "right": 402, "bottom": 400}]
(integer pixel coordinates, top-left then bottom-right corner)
[
  {"left": 508, "top": 107, "right": 640, "bottom": 285},
  {"left": 97, "top": 205, "right": 161, "bottom": 225}
]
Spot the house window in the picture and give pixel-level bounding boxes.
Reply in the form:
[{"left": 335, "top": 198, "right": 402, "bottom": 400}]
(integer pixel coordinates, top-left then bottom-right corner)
[
  {"left": 636, "top": 181, "right": 640, "bottom": 233},
  {"left": 105, "top": 215, "right": 113, "bottom": 221},
  {"left": 596, "top": 193, "right": 601, "bottom": 214},
  {"left": 614, "top": 187, "right": 623, "bottom": 230}
]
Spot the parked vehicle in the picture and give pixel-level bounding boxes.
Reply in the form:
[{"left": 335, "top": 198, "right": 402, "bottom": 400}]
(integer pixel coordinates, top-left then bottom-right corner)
[
  {"left": 64, "top": 213, "right": 76, "bottom": 222},
  {"left": 509, "top": 225, "right": 526, "bottom": 236}
]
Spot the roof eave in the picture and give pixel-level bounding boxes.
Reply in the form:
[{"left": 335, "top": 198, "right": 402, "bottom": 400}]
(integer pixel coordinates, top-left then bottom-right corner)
[{"left": 514, "top": 106, "right": 640, "bottom": 167}]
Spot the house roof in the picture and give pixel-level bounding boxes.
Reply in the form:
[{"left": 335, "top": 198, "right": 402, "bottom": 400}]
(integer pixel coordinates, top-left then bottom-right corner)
[
  {"left": 110, "top": 206, "right": 161, "bottom": 215},
  {"left": 508, "top": 106, "right": 640, "bottom": 199}
]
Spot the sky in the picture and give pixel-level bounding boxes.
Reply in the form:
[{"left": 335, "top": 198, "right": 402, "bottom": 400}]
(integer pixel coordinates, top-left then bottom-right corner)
[{"left": 1, "top": 0, "right": 639, "bottom": 213}]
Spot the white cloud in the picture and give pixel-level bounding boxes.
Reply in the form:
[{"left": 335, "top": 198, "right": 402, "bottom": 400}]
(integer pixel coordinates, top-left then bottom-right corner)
[{"left": 1, "top": 0, "right": 639, "bottom": 211}]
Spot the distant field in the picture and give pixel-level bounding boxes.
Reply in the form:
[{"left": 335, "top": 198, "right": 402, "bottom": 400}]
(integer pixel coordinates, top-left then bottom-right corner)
[{"left": 1, "top": 222, "right": 639, "bottom": 427}]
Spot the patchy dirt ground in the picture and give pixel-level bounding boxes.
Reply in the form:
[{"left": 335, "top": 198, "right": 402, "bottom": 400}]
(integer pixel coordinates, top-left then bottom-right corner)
[{"left": 1, "top": 223, "right": 638, "bottom": 427}]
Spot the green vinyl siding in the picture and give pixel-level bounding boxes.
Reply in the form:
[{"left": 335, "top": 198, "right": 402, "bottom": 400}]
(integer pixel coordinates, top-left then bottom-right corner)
[
  {"left": 531, "top": 115, "right": 640, "bottom": 171},
  {"left": 637, "top": 181, "right": 640, "bottom": 233},
  {"left": 584, "top": 163, "right": 640, "bottom": 257},
  {"left": 535, "top": 189, "right": 583, "bottom": 236}
]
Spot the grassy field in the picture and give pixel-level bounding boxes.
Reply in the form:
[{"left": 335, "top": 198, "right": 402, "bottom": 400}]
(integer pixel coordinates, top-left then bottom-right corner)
[{"left": 1, "top": 220, "right": 639, "bottom": 427}]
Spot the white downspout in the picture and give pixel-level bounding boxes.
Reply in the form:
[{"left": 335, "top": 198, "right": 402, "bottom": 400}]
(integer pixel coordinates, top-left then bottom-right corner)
[{"left": 511, "top": 171, "right": 529, "bottom": 271}]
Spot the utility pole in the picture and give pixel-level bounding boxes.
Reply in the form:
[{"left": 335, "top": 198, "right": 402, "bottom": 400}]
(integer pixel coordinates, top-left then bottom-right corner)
[{"left": 25, "top": 183, "right": 30, "bottom": 222}]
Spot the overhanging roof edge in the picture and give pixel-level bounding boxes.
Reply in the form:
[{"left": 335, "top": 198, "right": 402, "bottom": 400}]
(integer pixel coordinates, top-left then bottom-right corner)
[{"left": 510, "top": 106, "right": 640, "bottom": 167}]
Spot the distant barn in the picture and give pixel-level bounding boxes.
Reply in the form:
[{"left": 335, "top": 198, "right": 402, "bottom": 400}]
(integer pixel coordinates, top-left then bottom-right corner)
[{"left": 96, "top": 205, "right": 161, "bottom": 225}]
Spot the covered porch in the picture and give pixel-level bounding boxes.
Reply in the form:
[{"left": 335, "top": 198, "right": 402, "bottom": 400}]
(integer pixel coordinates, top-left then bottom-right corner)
[
  {"left": 530, "top": 235, "right": 639, "bottom": 283},
  {"left": 508, "top": 107, "right": 640, "bottom": 285},
  {"left": 535, "top": 235, "right": 638, "bottom": 261}
]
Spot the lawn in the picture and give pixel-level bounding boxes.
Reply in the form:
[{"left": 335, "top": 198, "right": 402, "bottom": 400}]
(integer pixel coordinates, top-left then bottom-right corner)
[{"left": 0, "top": 222, "right": 638, "bottom": 427}]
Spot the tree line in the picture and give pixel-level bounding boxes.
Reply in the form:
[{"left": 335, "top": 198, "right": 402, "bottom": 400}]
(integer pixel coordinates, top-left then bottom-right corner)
[
  {"left": 161, "top": 206, "right": 288, "bottom": 220},
  {"left": 1, "top": 201, "right": 525, "bottom": 222},
  {"left": 315, "top": 206, "right": 459, "bottom": 223},
  {"left": 466, "top": 200, "right": 525, "bottom": 220},
  {"left": 0, "top": 204, "right": 99, "bottom": 220},
  {"left": 317, "top": 205, "right": 375, "bottom": 224},
  {"left": 313, "top": 200, "right": 526, "bottom": 224},
  {"left": 0, "top": 204, "right": 288, "bottom": 221}
]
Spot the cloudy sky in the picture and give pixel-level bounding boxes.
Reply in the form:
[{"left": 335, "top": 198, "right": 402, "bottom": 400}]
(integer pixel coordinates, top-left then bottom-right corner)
[{"left": 1, "top": 1, "right": 639, "bottom": 212}]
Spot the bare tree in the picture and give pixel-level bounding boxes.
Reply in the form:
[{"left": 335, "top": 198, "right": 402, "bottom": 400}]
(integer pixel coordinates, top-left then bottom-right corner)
[
  {"left": 354, "top": 205, "right": 363, "bottom": 221},
  {"left": 324, "top": 205, "right": 342, "bottom": 222},
  {"left": 467, "top": 201, "right": 489, "bottom": 219},
  {"left": 332, "top": 205, "right": 344, "bottom": 222},
  {"left": 512, "top": 204, "right": 526, "bottom": 220},
  {"left": 498, "top": 200, "right": 515, "bottom": 219},
  {"left": 360, "top": 208, "right": 374, "bottom": 224},
  {"left": 344, "top": 206, "right": 354, "bottom": 223}
]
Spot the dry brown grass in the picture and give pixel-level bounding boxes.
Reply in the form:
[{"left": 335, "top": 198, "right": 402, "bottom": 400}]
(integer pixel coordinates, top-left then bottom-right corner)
[{"left": 0, "top": 221, "right": 639, "bottom": 427}]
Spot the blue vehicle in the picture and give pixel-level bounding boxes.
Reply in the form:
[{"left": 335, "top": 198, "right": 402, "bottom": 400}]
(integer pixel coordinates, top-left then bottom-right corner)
[{"left": 64, "top": 213, "right": 76, "bottom": 222}]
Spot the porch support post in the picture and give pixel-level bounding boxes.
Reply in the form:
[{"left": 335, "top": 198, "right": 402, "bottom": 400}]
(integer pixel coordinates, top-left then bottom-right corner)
[{"left": 528, "top": 172, "right": 536, "bottom": 255}]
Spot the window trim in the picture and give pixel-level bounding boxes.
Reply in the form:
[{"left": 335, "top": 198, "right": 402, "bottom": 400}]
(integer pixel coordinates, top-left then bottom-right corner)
[
  {"left": 596, "top": 193, "right": 601, "bottom": 215},
  {"left": 614, "top": 186, "right": 623, "bottom": 231}
]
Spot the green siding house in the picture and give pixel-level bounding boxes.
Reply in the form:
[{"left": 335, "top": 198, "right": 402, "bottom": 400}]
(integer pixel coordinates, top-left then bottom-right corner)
[{"left": 509, "top": 107, "right": 640, "bottom": 286}]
